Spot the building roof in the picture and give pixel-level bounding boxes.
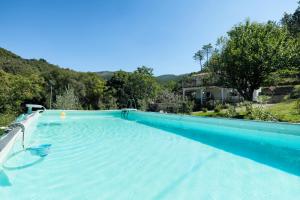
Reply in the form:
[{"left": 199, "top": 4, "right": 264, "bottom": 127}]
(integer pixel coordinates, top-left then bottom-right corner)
[{"left": 191, "top": 72, "right": 210, "bottom": 77}]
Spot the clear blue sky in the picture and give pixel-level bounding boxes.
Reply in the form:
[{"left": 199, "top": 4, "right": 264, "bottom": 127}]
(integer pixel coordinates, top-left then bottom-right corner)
[{"left": 0, "top": 0, "right": 297, "bottom": 75}]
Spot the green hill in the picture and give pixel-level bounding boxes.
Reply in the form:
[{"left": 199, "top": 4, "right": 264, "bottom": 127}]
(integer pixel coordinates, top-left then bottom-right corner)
[
  {"left": 156, "top": 74, "right": 187, "bottom": 84},
  {"left": 0, "top": 47, "right": 62, "bottom": 75},
  {"left": 0, "top": 47, "right": 107, "bottom": 111}
]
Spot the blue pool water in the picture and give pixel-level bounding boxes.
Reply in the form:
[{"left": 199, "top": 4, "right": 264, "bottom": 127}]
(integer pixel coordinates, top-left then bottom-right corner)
[{"left": 0, "top": 110, "right": 300, "bottom": 199}]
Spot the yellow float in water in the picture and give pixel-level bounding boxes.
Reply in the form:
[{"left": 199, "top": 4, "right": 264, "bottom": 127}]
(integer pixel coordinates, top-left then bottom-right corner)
[{"left": 60, "top": 111, "right": 66, "bottom": 119}]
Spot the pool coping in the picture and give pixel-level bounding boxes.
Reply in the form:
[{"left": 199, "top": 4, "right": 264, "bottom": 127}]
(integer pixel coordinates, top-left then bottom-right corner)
[
  {"left": 140, "top": 110, "right": 300, "bottom": 125},
  {"left": 0, "top": 112, "right": 40, "bottom": 164},
  {"left": 43, "top": 109, "right": 300, "bottom": 125}
]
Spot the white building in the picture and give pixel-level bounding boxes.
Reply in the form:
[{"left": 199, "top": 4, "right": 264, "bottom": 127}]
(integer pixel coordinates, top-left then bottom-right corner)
[{"left": 182, "top": 73, "right": 245, "bottom": 104}]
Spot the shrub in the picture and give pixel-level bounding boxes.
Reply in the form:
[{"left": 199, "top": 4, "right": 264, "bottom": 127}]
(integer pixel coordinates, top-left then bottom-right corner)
[
  {"left": 54, "top": 88, "right": 81, "bottom": 110},
  {"left": 206, "top": 100, "right": 215, "bottom": 110},
  {"left": 224, "top": 105, "right": 237, "bottom": 118},
  {"left": 137, "top": 99, "right": 148, "bottom": 111},
  {"left": 245, "top": 102, "right": 253, "bottom": 115},
  {"left": 151, "top": 89, "right": 185, "bottom": 113},
  {"left": 214, "top": 104, "right": 222, "bottom": 113},
  {"left": 246, "top": 105, "right": 277, "bottom": 121},
  {"left": 179, "top": 101, "right": 194, "bottom": 114},
  {"left": 257, "top": 95, "right": 271, "bottom": 103}
]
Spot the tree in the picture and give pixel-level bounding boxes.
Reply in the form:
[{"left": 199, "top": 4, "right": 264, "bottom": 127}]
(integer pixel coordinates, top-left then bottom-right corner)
[
  {"left": 193, "top": 50, "right": 205, "bottom": 71},
  {"left": 202, "top": 43, "right": 213, "bottom": 67},
  {"left": 220, "top": 20, "right": 299, "bottom": 100},
  {"left": 107, "top": 70, "right": 131, "bottom": 108},
  {"left": 135, "top": 66, "right": 154, "bottom": 76},
  {"left": 215, "top": 36, "right": 227, "bottom": 52},
  {"left": 127, "top": 67, "right": 159, "bottom": 109},
  {"left": 107, "top": 67, "right": 159, "bottom": 110},
  {"left": 0, "top": 70, "right": 44, "bottom": 113},
  {"left": 149, "top": 89, "right": 193, "bottom": 114},
  {"left": 54, "top": 87, "right": 81, "bottom": 110},
  {"left": 99, "top": 89, "right": 118, "bottom": 110},
  {"left": 80, "top": 72, "right": 105, "bottom": 109},
  {"left": 281, "top": 1, "right": 300, "bottom": 37}
]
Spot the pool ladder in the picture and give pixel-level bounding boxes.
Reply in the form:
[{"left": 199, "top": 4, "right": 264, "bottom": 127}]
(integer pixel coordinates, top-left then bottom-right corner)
[
  {"left": 121, "top": 98, "right": 137, "bottom": 119},
  {"left": 121, "top": 109, "right": 130, "bottom": 119},
  {"left": 121, "top": 108, "right": 137, "bottom": 119},
  {"left": 127, "top": 99, "right": 137, "bottom": 109}
]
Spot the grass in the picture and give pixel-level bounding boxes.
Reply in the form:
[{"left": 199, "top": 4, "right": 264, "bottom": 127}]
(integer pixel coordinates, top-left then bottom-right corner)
[
  {"left": 192, "top": 110, "right": 225, "bottom": 117},
  {"left": 192, "top": 99, "right": 300, "bottom": 123},
  {"left": 266, "top": 99, "right": 300, "bottom": 123}
]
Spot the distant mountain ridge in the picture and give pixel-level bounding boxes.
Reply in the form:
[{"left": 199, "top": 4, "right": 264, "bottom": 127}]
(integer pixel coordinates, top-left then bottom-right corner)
[
  {"left": 96, "top": 71, "right": 115, "bottom": 80},
  {"left": 96, "top": 71, "right": 188, "bottom": 83}
]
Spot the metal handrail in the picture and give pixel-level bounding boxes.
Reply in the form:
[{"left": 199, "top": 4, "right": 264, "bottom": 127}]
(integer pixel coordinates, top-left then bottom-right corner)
[{"left": 9, "top": 123, "right": 25, "bottom": 149}]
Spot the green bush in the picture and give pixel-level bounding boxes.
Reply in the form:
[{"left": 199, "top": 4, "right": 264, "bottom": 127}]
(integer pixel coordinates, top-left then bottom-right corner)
[
  {"left": 224, "top": 106, "right": 238, "bottom": 118},
  {"left": 179, "top": 101, "right": 194, "bottom": 114},
  {"left": 54, "top": 88, "right": 81, "bottom": 110},
  {"left": 245, "top": 105, "right": 277, "bottom": 121},
  {"left": 214, "top": 104, "right": 222, "bottom": 113},
  {"left": 245, "top": 102, "right": 253, "bottom": 115},
  {"left": 257, "top": 95, "right": 271, "bottom": 103}
]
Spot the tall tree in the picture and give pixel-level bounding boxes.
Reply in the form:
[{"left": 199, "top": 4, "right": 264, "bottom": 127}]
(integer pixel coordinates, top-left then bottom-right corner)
[
  {"left": 281, "top": 1, "right": 300, "bottom": 37},
  {"left": 107, "top": 67, "right": 159, "bottom": 109},
  {"left": 107, "top": 70, "right": 131, "bottom": 108},
  {"left": 135, "top": 66, "right": 154, "bottom": 76},
  {"left": 80, "top": 72, "right": 105, "bottom": 109},
  {"left": 220, "top": 20, "right": 299, "bottom": 100},
  {"left": 127, "top": 67, "right": 159, "bottom": 109},
  {"left": 193, "top": 50, "right": 204, "bottom": 71},
  {"left": 202, "top": 43, "right": 213, "bottom": 67}
]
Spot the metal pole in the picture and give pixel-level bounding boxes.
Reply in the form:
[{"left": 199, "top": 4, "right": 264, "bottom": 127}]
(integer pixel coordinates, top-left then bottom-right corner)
[
  {"left": 50, "top": 85, "right": 53, "bottom": 109},
  {"left": 200, "top": 88, "right": 203, "bottom": 105},
  {"left": 221, "top": 88, "right": 224, "bottom": 104},
  {"left": 182, "top": 80, "right": 185, "bottom": 101}
]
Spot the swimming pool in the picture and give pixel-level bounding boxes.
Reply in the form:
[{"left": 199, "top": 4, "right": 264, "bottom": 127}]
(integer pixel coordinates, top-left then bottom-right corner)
[{"left": 0, "top": 110, "right": 300, "bottom": 199}]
